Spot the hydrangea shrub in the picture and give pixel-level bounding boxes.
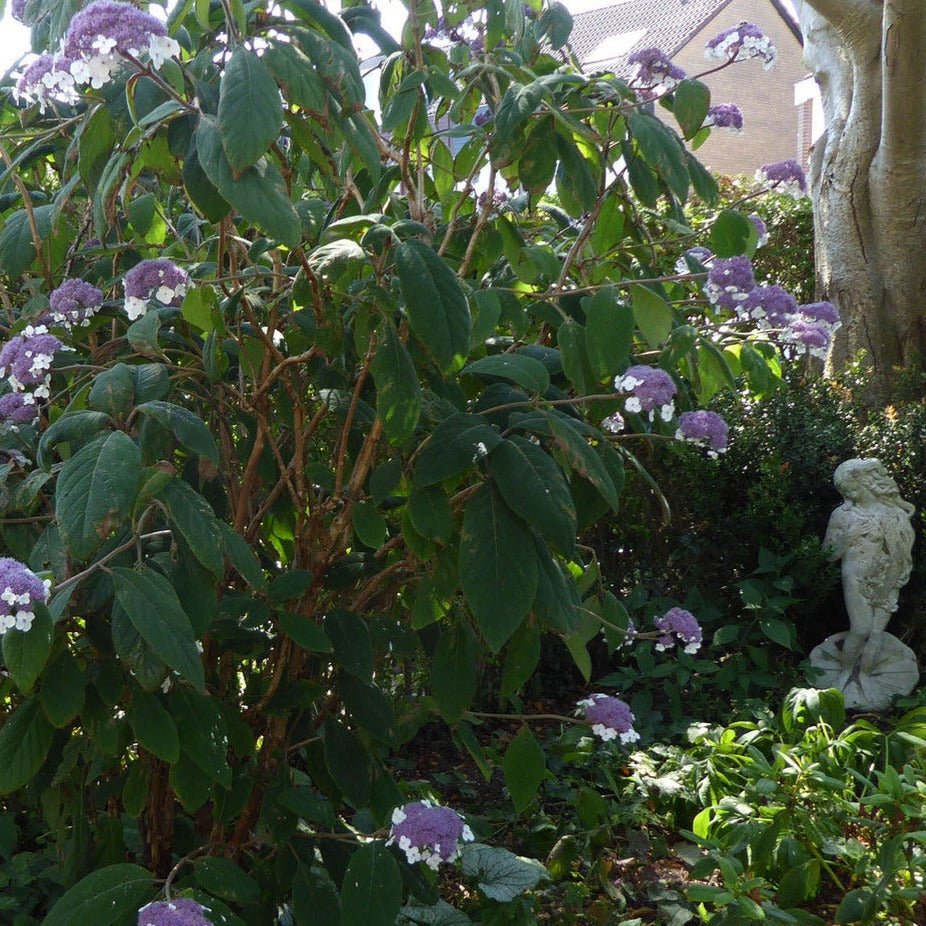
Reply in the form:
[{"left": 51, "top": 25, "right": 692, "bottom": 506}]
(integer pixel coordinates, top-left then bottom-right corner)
[{"left": 0, "top": 1, "right": 810, "bottom": 920}]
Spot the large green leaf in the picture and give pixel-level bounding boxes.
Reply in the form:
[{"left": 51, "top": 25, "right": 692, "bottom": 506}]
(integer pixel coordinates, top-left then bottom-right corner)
[
  {"left": 463, "top": 354, "right": 550, "bottom": 395},
  {"left": 42, "top": 864, "right": 155, "bottom": 926},
  {"left": 432, "top": 622, "right": 479, "bottom": 724},
  {"left": 460, "top": 844, "right": 549, "bottom": 902},
  {"left": 340, "top": 843, "right": 403, "bottom": 926},
  {"left": 323, "top": 717, "right": 371, "bottom": 804},
  {"left": 263, "top": 40, "right": 326, "bottom": 111},
  {"left": 325, "top": 610, "right": 373, "bottom": 681},
  {"left": 195, "top": 115, "right": 301, "bottom": 247},
  {"left": 56, "top": 432, "right": 142, "bottom": 561},
  {"left": 489, "top": 436, "right": 576, "bottom": 555},
  {"left": 459, "top": 485, "right": 538, "bottom": 653},
  {"left": 0, "top": 205, "right": 54, "bottom": 278},
  {"left": 127, "top": 691, "right": 180, "bottom": 763},
  {"left": 502, "top": 725, "right": 547, "bottom": 814},
  {"left": 395, "top": 239, "right": 471, "bottom": 374},
  {"left": 414, "top": 414, "right": 502, "bottom": 487},
  {"left": 135, "top": 400, "right": 220, "bottom": 464},
  {"left": 371, "top": 318, "right": 421, "bottom": 444},
  {"left": 194, "top": 856, "right": 261, "bottom": 905},
  {"left": 40, "top": 649, "right": 85, "bottom": 727},
  {"left": 710, "top": 208, "right": 757, "bottom": 258},
  {"left": 0, "top": 697, "right": 53, "bottom": 794},
  {"left": 673, "top": 79, "right": 711, "bottom": 139},
  {"left": 172, "top": 687, "right": 231, "bottom": 787},
  {"left": 398, "top": 901, "right": 473, "bottom": 926},
  {"left": 111, "top": 566, "right": 205, "bottom": 691},
  {"left": 583, "top": 288, "right": 634, "bottom": 382},
  {"left": 630, "top": 285, "right": 674, "bottom": 349},
  {"left": 218, "top": 47, "right": 284, "bottom": 173},
  {"left": 219, "top": 522, "right": 267, "bottom": 592},
  {"left": 547, "top": 415, "right": 620, "bottom": 511},
  {"left": 37, "top": 411, "right": 112, "bottom": 470},
  {"left": 294, "top": 864, "right": 341, "bottom": 926},
  {"left": 2, "top": 605, "right": 53, "bottom": 693},
  {"left": 627, "top": 111, "right": 689, "bottom": 200},
  {"left": 157, "top": 478, "right": 225, "bottom": 577}
]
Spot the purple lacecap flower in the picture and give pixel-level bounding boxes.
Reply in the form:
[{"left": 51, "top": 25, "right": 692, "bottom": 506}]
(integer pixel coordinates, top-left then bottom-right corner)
[
  {"left": 748, "top": 213, "right": 769, "bottom": 247},
  {"left": 627, "top": 47, "right": 685, "bottom": 90},
  {"left": 64, "top": 0, "right": 181, "bottom": 88},
  {"left": 477, "top": 189, "right": 509, "bottom": 211},
  {"left": 705, "top": 21, "right": 777, "bottom": 69},
  {"left": 577, "top": 694, "right": 640, "bottom": 743},
  {"left": 0, "top": 557, "right": 50, "bottom": 634},
  {"left": 48, "top": 278, "right": 104, "bottom": 330},
  {"left": 0, "top": 392, "right": 39, "bottom": 427},
  {"left": 676, "top": 410, "right": 729, "bottom": 457},
  {"left": 675, "top": 245, "right": 713, "bottom": 274},
  {"left": 138, "top": 899, "right": 214, "bottom": 926},
  {"left": 739, "top": 284, "right": 797, "bottom": 326},
  {"left": 14, "top": 53, "right": 81, "bottom": 110},
  {"left": 124, "top": 258, "right": 190, "bottom": 320},
  {"left": 756, "top": 159, "right": 807, "bottom": 197},
  {"left": 12, "top": 0, "right": 28, "bottom": 23},
  {"left": 601, "top": 411, "right": 625, "bottom": 433},
  {"left": 654, "top": 607, "right": 703, "bottom": 654},
  {"left": 783, "top": 317, "right": 832, "bottom": 359},
  {"left": 703, "top": 256, "right": 757, "bottom": 311},
  {"left": 614, "top": 365, "right": 677, "bottom": 421},
  {"left": 704, "top": 103, "right": 744, "bottom": 134},
  {"left": 0, "top": 331, "right": 63, "bottom": 396},
  {"left": 795, "top": 301, "right": 840, "bottom": 332},
  {"left": 473, "top": 107, "right": 493, "bottom": 126},
  {"left": 387, "top": 801, "right": 475, "bottom": 869}
]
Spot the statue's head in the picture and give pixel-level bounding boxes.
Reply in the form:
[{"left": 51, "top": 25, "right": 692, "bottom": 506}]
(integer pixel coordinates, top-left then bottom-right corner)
[{"left": 834, "top": 457, "right": 900, "bottom": 502}]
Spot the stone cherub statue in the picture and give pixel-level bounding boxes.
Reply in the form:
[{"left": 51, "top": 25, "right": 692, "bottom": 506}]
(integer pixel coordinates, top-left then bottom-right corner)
[{"left": 810, "top": 458, "right": 920, "bottom": 709}]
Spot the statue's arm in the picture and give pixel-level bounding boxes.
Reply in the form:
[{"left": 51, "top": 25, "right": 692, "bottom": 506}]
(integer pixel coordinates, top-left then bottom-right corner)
[{"left": 823, "top": 508, "right": 851, "bottom": 559}]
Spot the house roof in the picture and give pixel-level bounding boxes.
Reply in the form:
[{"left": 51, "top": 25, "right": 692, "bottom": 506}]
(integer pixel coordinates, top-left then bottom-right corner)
[{"left": 569, "top": 0, "right": 801, "bottom": 74}]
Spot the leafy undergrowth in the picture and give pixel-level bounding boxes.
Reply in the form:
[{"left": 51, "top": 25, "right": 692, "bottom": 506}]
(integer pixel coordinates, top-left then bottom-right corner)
[{"left": 391, "top": 688, "right": 926, "bottom": 926}]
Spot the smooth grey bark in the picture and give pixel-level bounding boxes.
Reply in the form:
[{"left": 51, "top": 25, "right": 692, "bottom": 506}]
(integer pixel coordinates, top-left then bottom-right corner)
[{"left": 796, "top": 0, "right": 926, "bottom": 386}]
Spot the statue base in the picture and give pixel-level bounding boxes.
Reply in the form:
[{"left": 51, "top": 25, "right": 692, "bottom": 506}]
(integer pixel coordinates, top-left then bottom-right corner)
[{"left": 809, "top": 632, "right": 919, "bottom": 711}]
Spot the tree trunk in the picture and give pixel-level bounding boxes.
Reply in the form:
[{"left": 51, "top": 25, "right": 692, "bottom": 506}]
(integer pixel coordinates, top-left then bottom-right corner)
[{"left": 798, "top": 0, "right": 926, "bottom": 391}]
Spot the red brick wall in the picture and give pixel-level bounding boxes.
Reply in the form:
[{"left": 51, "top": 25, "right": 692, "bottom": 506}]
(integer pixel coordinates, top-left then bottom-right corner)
[{"left": 668, "top": 0, "right": 808, "bottom": 177}]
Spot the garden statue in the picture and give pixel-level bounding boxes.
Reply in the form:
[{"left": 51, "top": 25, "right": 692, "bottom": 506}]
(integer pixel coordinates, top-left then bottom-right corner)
[{"left": 810, "top": 458, "right": 920, "bottom": 709}]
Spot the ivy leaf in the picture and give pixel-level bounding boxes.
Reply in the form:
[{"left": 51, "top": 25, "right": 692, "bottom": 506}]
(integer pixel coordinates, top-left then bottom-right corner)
[
  {"left": 218, "top": 47, "right": 284, "bottom": 173},
  {"left": 460, "top": 844, "right": 549, "bottom": 902},
  {"left": 56, "top": 432, "right": 142, "bottom": 561}
]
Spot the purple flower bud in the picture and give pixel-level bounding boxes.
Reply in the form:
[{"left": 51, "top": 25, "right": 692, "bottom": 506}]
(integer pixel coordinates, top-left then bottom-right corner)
[
  {"left": 0, "top": 331, "right": 64, "bottom": 397},
  {"left": 756, "top": 159, "right": 807, "bottom": 197},
  {"left": 138, "top": 899, "right": 214, "bottom": 926},
  {"left": 748, "top": 213, "right": 769, "bottom": 247},
  {"left": 614, "top": 365, "right": 677, "bottom": 421},
  {"left": 795, "top": 301, "right": 840, "bottom": 332},
  {"left": 704, "top": 256, "right": 756, "bottom": 311},
  {"left": 387, "top": 801, "right": 475, "bottom": 869},
  {"left": 577, "top": 694, "right": 640, "bottom": 743},
  {"left": 12, "top": 0, "right": 27, "bottom": 22},
  {"left": 473, "top": 107, "right": 493, "bottom": 127},
  {"left": 676, "top": 410, "right": 729, "bottom": 457},
  {"left": 654, "top": 607, "right": 702, "bottom": 654},
  {"left": 783, "top": 318, "right": 832, "bottom": 359},
  {"left": 48, "top": 278, "right": 104, "bottom": 330},
  {"left": 704, "top": 103, "right": 744, "bottom": 134},
  {"left": 124, "top": 258, "right": 190, "bottom": 320},
  {"left": 627, "top": 47, "right": 685, "bottom": 90},
  {"left": 0, "top": 392, "right": 39, "bottom": 427},
  {"left": 706, "top": 22, "right": 777, "bottom": 69},
  {"left": 0, "top": 557, "right": 50, "bottom": 634},
  {"left": 739, "top": 284, "right": 797, "bottom": 326},
  {"left": 64, "top": 0, "right": 181, "bottom": 89},
  {"left": 675, "top": 245, "right": 713, "bottom": 274}
]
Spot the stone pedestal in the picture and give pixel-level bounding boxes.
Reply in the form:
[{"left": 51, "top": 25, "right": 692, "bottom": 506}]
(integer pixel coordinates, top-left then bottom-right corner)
[{"left": 809, "top": 631, "right": 919, "bottom": 711}]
